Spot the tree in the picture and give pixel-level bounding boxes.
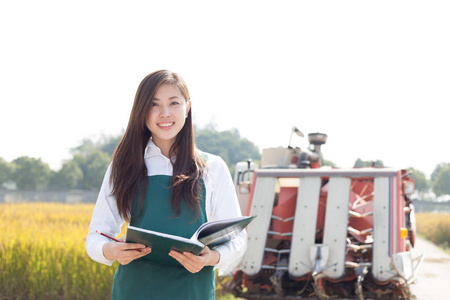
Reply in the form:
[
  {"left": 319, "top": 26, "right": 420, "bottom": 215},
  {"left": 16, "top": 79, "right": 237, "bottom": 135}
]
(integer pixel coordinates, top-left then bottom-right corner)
[
  {"left": 69, "top": 136, "right": 116, "bottom": 190},
  {"left": 99, "top": 134, "right": 122, "bottom": 157},
  {"left": 354, "top": 158, "right": 384, "bottom": 168},
  {"left": 432, "top": 164, "right": 450, "bottom": 196},
  {"left": 407, "top": 167, "right": 429, "bottom": 192},
  {"left": 49, "top": 160, "right": 84, "bottom": 190},
  {"left": 322, "top": 158, "right": 336, "bottom": 167},
  {"left": 71, "top": 135, "right": 122, "bottom": 158},
  {"left": 72, "top": 150, "right": 111, "bottom": 190},
  {"left": 430, "top": 162, "right": 450, "bottom": 183},
  {"left": 12, "top": 156, "right": 52, "bottom": 190},
  {"left": 71, "top": 138, "right": 97, "bottom": 156},
  {"left": 0, "top": 158, "right": 15, "bottom": 188},
  {"left": 195, "top": 127, "right": 261, "bottom": 174}
]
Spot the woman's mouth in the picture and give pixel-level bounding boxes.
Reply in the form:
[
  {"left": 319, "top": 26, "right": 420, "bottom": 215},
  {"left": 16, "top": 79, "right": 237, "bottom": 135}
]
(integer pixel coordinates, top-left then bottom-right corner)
[{"left": 158, "top": 122, "right": 174, "bottom": 129}]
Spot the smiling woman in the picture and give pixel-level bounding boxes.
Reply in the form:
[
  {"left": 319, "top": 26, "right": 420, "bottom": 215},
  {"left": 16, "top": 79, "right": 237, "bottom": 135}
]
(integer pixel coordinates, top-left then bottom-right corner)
[{"left": 85, "top": 70, "right": 247, "bottom": 300}]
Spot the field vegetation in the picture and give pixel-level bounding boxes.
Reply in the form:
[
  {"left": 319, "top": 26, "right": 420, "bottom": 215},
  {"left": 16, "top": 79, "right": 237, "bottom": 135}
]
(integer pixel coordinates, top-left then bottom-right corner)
[
  {"left": 0, "top": 202, "right": 118, "bottom": 299},
  {"left": 415, "top": 212, "right": 450, "bottom": 251},
  {"left": 0, "top": 202, "right": 448, "bottom": 299},
  {"left": 0, "top": 203, "right": 236, "bottom": 299}
]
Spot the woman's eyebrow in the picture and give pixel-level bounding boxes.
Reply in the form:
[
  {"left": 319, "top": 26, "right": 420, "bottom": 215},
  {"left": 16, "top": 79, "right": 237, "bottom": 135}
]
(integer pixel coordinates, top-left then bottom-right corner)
[{"left": 152, "top": 96, "right": 180, "bottom": 101}]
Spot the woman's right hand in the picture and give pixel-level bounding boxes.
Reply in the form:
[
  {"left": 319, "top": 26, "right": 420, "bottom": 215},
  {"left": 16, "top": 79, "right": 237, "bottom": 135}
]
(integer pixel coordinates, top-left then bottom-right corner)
[{"left": 102, "top": 239, "right": 151, "bottom": 265}]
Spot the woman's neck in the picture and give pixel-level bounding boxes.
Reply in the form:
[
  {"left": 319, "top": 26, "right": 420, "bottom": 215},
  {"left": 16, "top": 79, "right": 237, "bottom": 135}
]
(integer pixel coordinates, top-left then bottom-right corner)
[{"left": 153, "top": 138, "right": 174, "bottom": 158}]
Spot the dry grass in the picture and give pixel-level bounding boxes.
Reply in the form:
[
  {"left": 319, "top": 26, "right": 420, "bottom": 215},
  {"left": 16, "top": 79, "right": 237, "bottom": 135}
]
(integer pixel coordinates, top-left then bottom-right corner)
[
  {"left": 0, "top": 202, "right": 117, "bottom": 299},
  {"left": 415, "top": 212, "right": 450, "bottom": 251},
  {"left": 0, "top": 202, "right": 238, "bottom": 299}
]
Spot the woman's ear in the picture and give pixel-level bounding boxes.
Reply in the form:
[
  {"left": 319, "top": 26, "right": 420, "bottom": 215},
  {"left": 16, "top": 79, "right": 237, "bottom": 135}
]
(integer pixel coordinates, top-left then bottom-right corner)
[{"left": 186, "top": 100, "right": 192, "bottom": 118}]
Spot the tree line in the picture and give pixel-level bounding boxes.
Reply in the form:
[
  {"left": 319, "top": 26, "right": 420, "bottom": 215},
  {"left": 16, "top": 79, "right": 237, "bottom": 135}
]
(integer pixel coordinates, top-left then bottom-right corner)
[
  {"left": 0, "top": 127, "right": 261, "bottom": 192},
  {"left": 353, "top": 158, "right": 450, "bottom": 197},
  {"left": 1, "top": 127, "right": 449, "bottom": 198}
]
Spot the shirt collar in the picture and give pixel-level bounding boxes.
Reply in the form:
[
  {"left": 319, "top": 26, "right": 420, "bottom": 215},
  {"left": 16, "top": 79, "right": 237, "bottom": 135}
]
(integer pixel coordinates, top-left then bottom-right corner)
[
  {"left": 144, "top": 139, "right": 162, "bottom": 158},
  {"left": 143, "top": 138, "right": 176, "bottom": 162}
]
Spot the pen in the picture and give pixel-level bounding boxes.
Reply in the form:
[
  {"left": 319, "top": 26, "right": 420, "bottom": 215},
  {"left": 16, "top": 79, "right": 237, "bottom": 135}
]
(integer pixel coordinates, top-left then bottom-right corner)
[{"left": 95, "top": 230, "right": 142, "bottom": 252}]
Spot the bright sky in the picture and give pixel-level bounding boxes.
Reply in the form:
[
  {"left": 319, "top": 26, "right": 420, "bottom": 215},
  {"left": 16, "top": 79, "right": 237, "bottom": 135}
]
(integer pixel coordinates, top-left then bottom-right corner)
[{"left": 1, "top": 1, "right": 449, "bottom": 177}]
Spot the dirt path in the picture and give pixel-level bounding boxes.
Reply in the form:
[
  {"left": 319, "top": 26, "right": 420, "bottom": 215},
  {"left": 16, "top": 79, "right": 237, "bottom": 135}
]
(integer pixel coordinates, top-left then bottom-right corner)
[{"left": 409, "top": 236, "right": 450, "bottom": 299}]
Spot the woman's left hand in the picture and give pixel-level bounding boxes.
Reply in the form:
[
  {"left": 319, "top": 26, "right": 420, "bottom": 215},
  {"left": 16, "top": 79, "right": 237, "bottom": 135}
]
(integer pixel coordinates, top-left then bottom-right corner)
[{"left": 169, "top": 246, "right": 220, "bottom": 273}]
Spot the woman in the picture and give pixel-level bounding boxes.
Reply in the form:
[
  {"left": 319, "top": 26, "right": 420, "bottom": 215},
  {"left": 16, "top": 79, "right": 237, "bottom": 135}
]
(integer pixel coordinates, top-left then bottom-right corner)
[{"left": 86, "top": 70, "right": 247, "bottom": 299}]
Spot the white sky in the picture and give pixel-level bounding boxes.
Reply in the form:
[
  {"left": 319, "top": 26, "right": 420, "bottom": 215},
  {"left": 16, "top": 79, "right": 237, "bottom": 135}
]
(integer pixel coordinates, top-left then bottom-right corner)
[{"left": 1, "top": 0, "right": 449, "bottom": 177}]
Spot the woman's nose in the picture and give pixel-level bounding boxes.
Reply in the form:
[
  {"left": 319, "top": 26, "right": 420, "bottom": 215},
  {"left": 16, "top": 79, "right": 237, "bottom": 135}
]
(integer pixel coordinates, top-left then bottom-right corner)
[{"left": 160, "top": 106, "right": 171, "bottom": 117}]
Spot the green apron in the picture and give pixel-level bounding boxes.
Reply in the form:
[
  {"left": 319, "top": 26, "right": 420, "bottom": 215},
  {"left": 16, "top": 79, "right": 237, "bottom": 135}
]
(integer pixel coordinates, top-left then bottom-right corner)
[{"left": 111, "top": 175, "right": 215, "bottom": 300}]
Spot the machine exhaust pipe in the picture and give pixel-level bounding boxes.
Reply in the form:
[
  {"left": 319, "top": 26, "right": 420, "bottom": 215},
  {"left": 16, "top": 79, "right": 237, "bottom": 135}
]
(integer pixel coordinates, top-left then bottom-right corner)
[{"left": 298, "top": 133, "right": 328, "bottom": 168}]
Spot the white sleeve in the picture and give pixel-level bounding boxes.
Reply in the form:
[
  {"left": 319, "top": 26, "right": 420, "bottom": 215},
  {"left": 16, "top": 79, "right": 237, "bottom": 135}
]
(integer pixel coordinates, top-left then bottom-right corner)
[
  {"left": 85, "top": 163, "right": 125, "bottom": 266},
  {"left": 206, "top": 155, "right": 248, "bottom": 272}
]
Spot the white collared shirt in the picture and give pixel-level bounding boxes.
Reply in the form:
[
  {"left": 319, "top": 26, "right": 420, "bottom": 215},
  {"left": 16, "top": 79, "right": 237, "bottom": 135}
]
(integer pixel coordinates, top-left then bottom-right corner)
[{"left": 86, "top": 139, "right": 247, "bottom": 272}]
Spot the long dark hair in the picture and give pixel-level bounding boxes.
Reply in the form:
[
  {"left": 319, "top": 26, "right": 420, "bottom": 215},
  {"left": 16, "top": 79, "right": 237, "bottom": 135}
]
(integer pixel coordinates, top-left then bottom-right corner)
[{"left": 110, "top": 70, "right": 206, "bottom": 222}]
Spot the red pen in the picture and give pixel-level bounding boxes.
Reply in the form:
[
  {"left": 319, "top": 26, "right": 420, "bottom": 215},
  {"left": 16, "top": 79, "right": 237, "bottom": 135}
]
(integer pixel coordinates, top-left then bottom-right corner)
[{"left": 95, "top": 230, "right": 142, "bottom": 252}]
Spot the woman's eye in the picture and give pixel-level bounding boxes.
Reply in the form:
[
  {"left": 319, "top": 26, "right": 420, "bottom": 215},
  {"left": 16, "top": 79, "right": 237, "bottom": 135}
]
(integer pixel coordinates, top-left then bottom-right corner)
[{"left": 171, "top": 101, "right": 180, "bottom": 106}]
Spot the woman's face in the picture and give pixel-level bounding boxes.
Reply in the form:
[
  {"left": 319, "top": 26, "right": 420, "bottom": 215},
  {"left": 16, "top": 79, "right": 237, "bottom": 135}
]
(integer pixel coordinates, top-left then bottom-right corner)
[{"left": 146, "top": 84, "right": 191, "bottom": 153}]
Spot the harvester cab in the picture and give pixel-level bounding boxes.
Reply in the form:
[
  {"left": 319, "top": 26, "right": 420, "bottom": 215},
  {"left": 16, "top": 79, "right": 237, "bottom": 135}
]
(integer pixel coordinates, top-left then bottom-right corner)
[{"left": 228, "top": 128, "right": 424, "bottom": 300}]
